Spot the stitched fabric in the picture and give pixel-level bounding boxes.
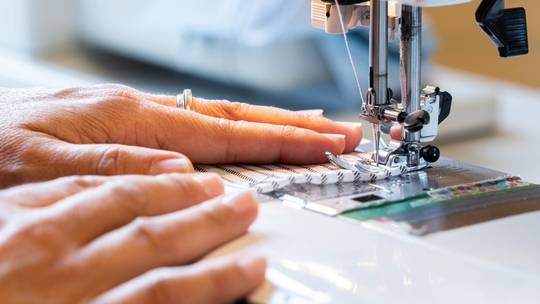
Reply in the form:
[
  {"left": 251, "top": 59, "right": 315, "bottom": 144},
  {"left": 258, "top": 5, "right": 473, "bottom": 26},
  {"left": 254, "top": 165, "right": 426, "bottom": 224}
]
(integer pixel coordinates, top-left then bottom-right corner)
[{"left": 196, "top": 152, "right": 407, "bottom": 194}]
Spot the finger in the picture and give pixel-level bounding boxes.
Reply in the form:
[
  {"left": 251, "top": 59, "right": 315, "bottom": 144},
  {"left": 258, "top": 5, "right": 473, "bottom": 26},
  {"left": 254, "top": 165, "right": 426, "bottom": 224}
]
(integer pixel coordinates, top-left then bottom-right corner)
[
  {"left": 33, "top": 140, "right": 194, "bottom": 179},
  {"left": 52, "top": 173, "right": 224, "bottom": 244},
  {"left": 0, "top": 175, "right": 108, "bottom": 208},
  {"left": 192, "top": 99, "right": 362, "bottom": 152},
  {"left": 295, "top": 109, "right": 324, "bottom": 116},
  {"left": 91, "top": 255, "right": 266, "bottom": 304},
  {"left": 54, "top": 85, "right": 355, "bottom": 158},
  {"left": 147, "top": 107, "right": 346, "bottom": 164},
  {"left": 70, "top": 191, "right": 258, "bottom": 297},
  {"left": 148, "top": 95, "right": 362, "bottom": 153},
  {"left": 390, "top": 125, "right": 402, "bottom": 141}
]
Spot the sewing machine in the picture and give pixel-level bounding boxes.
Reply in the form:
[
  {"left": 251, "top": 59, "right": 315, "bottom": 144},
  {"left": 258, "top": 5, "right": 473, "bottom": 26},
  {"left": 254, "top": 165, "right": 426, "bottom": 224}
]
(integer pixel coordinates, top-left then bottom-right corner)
[
  {"left": 205, "top": 1, "right": 540, "bottom": 303},
  {"left": 312, "top": 0, "right": 527, "bottom": 171}
]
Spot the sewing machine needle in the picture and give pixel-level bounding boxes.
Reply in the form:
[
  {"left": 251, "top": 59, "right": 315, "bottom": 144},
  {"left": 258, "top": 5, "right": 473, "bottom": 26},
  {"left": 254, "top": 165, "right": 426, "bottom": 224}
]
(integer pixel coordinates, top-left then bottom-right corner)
[{"left": 372, "top": 123, "right": 381, "bottom": 167}]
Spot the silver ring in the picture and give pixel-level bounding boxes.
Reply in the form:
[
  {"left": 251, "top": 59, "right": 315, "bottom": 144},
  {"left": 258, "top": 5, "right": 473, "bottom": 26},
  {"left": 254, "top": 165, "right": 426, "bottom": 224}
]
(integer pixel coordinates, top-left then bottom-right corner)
[{"left": 176, "top": 89, "right": 193, "bottom": 110}]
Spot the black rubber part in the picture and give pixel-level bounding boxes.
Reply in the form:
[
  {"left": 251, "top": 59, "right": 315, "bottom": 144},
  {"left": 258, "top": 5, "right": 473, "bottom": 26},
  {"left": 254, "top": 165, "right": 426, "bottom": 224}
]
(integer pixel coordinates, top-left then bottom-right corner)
[
  {"left": 438, "top": 91, "right": 453, "bottom": 124},
  {"left": 421, "top": 145, "right": 441, "bottom": 163},
  {"left": 397, "top": 112, "right": 408, "bottom": 124},
  {"left": 476, "top": 0, "right": 528, "bottom": 57}
]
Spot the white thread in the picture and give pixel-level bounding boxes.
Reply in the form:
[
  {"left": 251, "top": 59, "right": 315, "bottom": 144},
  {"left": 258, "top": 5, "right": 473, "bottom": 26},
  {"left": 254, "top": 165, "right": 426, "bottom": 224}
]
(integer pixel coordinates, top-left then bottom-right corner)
[
  {"left": 196, "top": 153, "right": 406, "bottom": 194},
  {"left": 334, "top": 0, "right": 365, "bottom": 105}
]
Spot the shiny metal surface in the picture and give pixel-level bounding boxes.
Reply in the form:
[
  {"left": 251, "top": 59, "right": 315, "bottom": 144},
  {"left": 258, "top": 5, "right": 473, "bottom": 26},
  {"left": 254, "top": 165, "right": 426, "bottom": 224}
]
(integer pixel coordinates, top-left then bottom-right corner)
[
  {"left": 204, "top": 147, "right": 540, "bottom": 303},
  {"left": 277, "top": 0, "right": 539, "bottom": 301},
  {"left": 369, "top": 0, "right": 389, "bottom": 107},
  {"left": 206, "top": 157, "right": 540, "bottom": 303},
  {"left": 271, "top": 157, "right": 509, "bottom": 217},
  {"left": 401, "top": 5, "right": 422, "bottom": 145},
  {"left": 311, "top": 0, "right": 446, "bottom": 170}
]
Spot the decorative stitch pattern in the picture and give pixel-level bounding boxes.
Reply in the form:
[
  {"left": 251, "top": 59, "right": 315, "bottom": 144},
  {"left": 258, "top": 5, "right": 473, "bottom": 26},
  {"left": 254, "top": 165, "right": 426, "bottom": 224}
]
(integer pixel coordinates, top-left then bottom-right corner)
[{"left": 196, "top": 152, "right": 406, "bottom": 194}]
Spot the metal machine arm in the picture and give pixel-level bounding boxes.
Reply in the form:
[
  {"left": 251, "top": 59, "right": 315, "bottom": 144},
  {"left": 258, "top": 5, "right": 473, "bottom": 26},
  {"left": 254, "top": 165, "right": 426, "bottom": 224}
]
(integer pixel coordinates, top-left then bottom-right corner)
[{"left": 311, "top": 0, "right": 528, "bottom": 171}]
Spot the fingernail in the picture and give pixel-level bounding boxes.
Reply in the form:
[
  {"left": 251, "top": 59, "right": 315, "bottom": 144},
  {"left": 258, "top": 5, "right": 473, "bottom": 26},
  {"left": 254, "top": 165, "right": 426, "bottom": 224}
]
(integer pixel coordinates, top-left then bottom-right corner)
[
  {"left": 297, "top": 109, "right": 324, "bottom": 116},
  {"left": 193, "top": 173, "right": 224, "bottom": 197},
  {"left": 322, "top": 133, "right": 346, "bottom": 141},
  {"left": 150, "top": 158, "right": 193, "bottom": 174},
  {"left": 222, "top": 191, "right": 257, "bottom": 214},
  {"left": 238, "top": 255, "right": 267, "bottom": 282},
  {"left": 338, "top": 121, "right": 363, "bottom": 131}
]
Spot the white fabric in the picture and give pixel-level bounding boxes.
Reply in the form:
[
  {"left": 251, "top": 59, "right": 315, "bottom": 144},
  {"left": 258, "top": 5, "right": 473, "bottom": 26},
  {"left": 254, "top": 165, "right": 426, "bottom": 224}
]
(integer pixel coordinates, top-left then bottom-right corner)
[{"left": 196, "top": 152, "right": 407, "bottom": 194}]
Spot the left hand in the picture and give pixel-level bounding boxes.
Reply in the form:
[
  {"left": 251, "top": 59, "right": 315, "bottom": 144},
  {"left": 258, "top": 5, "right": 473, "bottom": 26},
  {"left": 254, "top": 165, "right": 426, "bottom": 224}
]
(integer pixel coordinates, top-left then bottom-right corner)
[{"left": 0, "top": 85, "right": 362, "bottom": 187}]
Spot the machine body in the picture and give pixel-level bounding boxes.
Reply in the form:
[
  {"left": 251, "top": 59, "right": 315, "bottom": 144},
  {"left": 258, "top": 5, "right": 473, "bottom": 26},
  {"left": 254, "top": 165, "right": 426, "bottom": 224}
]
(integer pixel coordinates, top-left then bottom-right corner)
[
  {"left": 311, "top": 0, "right": 528, "bottom": 171},
  {"left": 200, "top": 4, "right": 536, "bottom": 302}
]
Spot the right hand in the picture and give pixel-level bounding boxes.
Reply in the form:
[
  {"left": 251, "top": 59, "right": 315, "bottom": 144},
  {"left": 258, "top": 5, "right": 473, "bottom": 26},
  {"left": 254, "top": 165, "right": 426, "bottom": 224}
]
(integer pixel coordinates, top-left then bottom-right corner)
[{"left": 0, "top": 173, "right": 265, "bottom": 304}]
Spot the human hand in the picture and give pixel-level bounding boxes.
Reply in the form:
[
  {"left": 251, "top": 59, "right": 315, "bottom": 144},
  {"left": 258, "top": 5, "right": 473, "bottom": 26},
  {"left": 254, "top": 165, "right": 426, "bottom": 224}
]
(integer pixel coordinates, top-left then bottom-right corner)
[
  {"left": 390, "top": 125, "right": 402, "bottom": 140},
  {"left": 0, "top": 173, "right": 264, "bottom": 304},
  {"left": 0, "top": 85, "right": 362, "bottom": 187}
]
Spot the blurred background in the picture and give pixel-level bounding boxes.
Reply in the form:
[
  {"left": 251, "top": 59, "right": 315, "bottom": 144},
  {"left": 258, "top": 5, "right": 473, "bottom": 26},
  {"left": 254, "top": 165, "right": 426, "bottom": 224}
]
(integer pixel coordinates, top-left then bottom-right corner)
[{"left": 0, "top": 0, "right": 537, "bottom": 181}]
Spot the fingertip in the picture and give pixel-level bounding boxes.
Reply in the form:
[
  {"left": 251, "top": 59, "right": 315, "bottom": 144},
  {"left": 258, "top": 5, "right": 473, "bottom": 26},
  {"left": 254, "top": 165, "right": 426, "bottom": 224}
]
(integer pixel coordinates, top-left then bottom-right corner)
[
  {"left": 296, "top": 109, "right": 324, "bottom": 117},
  {"left": 390, "top": 125, "right": 403, "bottom": 141},
  {"left": 193, "top": 173, "right": 225, "bottom": 197},
  {"left": 238, "top": 255, "right": 267, "bottom": 284},
  {"left": 337, "top": 122, "right": 363, "bottom": 153},
  {"left": 278, "top": 130, "right": 346, "bottom": 164},
  {"left": 222, "top": 191, "right": 259, "bottom": 220},
  {"left": 322, "top": 133, "right": 347, "bottom": 155},
  {"left": 150, "top": 157, "right": 194, "bottom": 174},
  {"left": 349, "top": 126, "right": 363, "bottom": 152},
  {"left": 322, "top": 133, "right": 346, "bottom": 141}
]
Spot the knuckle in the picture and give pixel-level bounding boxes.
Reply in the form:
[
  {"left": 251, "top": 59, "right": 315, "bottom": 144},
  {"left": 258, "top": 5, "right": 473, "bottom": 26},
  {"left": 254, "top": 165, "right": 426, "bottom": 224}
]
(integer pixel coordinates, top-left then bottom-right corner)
[
  {"left": 105, "top": 84, "right": 138, "bottom": 99},
  {"left": 106, "top": 181, "right": 152, "bottom": 216},
  {"left": 57, "top": 175, "right": 97, "bottom": 190},
  {"left": 14, "top": 219, "right": 71, "bottom": 257},
  {"left": 215, "top": 117, "right": 234, "bottom": 135},
  {"left": 296, "top": 111, "right": 314, "bottom": 120},
  {"left": 200, "top": 203, "right": 234, "bottom": 229},
  {"left": 95, "top": 146, "right": 124, "bottom": 175},
  {"left": 145, "top": 268, "right": 175, "bottom": 304},
  {"left": 159, "top": 174, "right": 200, "bottom": 196},
  {"left": 279, "top": 125, "right": 298, "bottom": 139},
  {"left": 215, "top": 118, "right": 235, "bottom": 162},
  {"left": 94, "top": 84, "right": 144, "bottom": 111},
  {"left": 52, "top": 86, "right": 80, "bottom": 98},
  {"left": 221, "top": 102, "right": 249, "bottom": 120},
  {"left": 129, "top": 217, "right": 169, "bottom": 255},
  {"left": 206, "top": 265, "right": 233, "bottom": 297}
]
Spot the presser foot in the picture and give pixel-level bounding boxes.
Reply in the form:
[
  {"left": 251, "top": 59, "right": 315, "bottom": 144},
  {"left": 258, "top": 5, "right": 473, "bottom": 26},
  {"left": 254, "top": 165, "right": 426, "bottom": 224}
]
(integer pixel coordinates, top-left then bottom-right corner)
[
  {"left": 369, "top": 141, "right": 440, "bottom": 172},
  {"left": 325, "top": 152, "right": 404, "bottom": 174}
]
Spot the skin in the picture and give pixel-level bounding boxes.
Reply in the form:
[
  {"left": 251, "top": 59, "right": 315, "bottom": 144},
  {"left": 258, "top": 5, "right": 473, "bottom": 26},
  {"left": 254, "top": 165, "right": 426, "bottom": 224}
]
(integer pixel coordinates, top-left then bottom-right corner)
[
  {"left": 0, "top": 173, "right": 265, "bottom": 304},
  {"left": 0, "top": 84, "right": 383, "bottom": 303},
  {"left": 0, "top": 84, "right": 362, "bottom": 188}
]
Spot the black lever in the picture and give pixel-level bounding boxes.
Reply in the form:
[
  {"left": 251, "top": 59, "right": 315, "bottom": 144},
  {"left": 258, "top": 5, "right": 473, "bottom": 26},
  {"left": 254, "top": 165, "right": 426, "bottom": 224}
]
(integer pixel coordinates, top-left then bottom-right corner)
[
  {"left": 403, "top": 110, "right": 430, "bottom": 133},
  {"left": 476, "top": 0, "right": 528, "bottom": 57},
  {"left": 438, "top": 91, "right": 452, "bottom": 124}
]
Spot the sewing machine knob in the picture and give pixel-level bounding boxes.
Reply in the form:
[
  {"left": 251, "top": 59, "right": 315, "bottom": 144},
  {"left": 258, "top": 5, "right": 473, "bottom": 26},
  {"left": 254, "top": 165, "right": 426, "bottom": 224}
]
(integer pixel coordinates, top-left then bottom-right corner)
[
  {"left": 421, "top": 145, "right": 440, "bottom": 163},
  {"left": 476, "top": 0, "right": 528, "bottom": 57},
  {"left": 403, "top": 110, "right": 430, "bottom": 133}
]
